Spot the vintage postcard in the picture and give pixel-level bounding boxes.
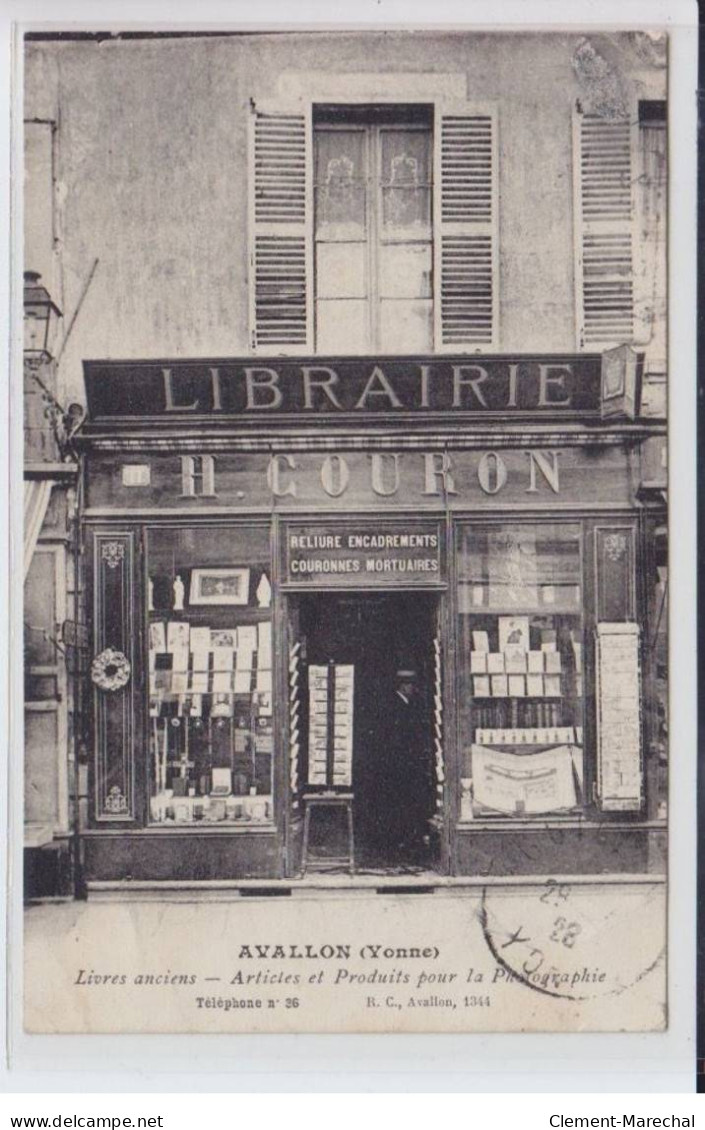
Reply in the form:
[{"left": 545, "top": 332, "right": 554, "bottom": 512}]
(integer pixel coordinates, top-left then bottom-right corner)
[{"left": 18, "top": 20, "right": 672, "bottom": 1037}]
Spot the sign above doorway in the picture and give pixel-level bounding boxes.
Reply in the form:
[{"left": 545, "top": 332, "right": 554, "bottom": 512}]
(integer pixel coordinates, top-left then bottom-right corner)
[{"left": 282, "top": 520, "right": 444, "bottom": 588}]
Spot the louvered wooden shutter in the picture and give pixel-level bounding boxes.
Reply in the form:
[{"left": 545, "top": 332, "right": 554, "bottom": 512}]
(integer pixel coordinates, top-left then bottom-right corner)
[
  {"left": 574, "top": 109, "right": 636, "bottom": 349},
  {"left": 248, "top": 104, "right": 313, "bottom": 354},
  {"left": 434, "top": 105, "right": 498, "bottom": 352}
]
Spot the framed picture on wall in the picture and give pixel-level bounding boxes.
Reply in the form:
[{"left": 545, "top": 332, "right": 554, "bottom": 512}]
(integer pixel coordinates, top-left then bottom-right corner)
[{"left": 189, "top": 568, "right": 250, "bottom": 606}]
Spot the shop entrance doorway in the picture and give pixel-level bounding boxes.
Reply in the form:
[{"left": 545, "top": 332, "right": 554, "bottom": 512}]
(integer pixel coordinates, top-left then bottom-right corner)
[{"left": 293, "top": 592, "right": 440, "bottom": 874}]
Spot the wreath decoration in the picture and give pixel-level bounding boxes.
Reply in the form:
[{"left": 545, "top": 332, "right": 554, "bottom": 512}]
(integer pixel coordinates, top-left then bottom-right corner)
[{"left": 91, "top": 647, "right": 131, "bottom": 692}]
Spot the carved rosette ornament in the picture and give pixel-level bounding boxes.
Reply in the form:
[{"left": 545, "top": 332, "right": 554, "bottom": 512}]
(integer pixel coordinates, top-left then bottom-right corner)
[
  {"left": 91, "top": 647, "right": 131, "bottom": 692},
  {"left": 101, "top": 541, "right": 125, "bottom": 569},
  {"left": 104, "top": 785, "right": 129, "bottom": 814}
]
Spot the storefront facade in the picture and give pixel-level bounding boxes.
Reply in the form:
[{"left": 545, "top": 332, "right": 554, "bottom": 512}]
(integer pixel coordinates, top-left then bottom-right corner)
[{"left": 22, "top": 30, "right": 668, "bottom": 892}]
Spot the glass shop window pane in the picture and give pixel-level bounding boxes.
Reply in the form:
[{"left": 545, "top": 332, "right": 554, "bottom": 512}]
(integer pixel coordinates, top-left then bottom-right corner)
[
  {"left": 456, "top": 524, "right": 585, "bottom": 820},
  {"left": 146, "top": 526, "right": 273, "bottom": 827}
]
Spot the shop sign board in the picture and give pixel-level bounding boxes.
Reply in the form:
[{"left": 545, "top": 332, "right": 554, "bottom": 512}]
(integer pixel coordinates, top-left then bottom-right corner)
[
  {"left": 86, "top": 447, "right": 634, "bottom": 512},
  {"left": 282, "top": 521, "right": 444, "bottom": 588}
]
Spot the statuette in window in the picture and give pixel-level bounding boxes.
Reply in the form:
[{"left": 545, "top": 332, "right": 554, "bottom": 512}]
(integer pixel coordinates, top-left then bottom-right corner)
[
  {"left": 173, "top": 575, "right": 185, "bottom": 611},
  {"left": 257, "top": 572, "right": 272, "bottom": 608}
]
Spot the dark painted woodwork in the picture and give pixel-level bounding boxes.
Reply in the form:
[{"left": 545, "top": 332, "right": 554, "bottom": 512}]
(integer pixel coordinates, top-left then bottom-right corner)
[
  {"left": 83, "top": 831, "right": 281, "bottom": 881},
  {"left": 595, "top": 525, "right": 637, "bottom": 621},
  {"left": 92, "top": 531, "right": 137, "bottom": 822},
  {"left": 281, "top": 519, "right": 444, "bottom": 589},
  {"left": 454, "top": 826, "right": 661, "bottom": 876}
]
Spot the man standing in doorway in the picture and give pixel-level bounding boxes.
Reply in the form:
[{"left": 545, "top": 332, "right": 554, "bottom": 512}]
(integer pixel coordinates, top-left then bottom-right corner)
[{"left": 384, "top": 668, "right": 432, "bottom": 865}]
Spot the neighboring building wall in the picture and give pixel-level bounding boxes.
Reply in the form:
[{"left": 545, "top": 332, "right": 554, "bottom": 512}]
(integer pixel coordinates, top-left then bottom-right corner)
[
  {"left": 24, "top": 498, "right": 69, "bottom": 832},
  {"left": 23, "top": 485, "right": 76, "bottom": 897},
  {"left": 24, "top": 79, "right": 77, "bottom": 896}
]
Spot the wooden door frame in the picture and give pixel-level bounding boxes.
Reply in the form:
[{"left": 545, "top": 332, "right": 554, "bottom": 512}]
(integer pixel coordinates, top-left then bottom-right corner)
[{"left": 281, "top": 583, "right": 451, "bottom": 877}]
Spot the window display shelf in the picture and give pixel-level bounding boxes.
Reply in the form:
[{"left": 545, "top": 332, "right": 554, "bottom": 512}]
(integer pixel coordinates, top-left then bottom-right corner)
[
  {"left": 145, "top": 526, "right": 274, "bottom": 827},
  {"left": 457, "top": 523, "right": 585, "bottom": 820},
  {"left": 150, "top": 791, "right": 273, "bottom": 825},
  {"left": 473, "top": 726, "right": 583, "bottom": 747}
]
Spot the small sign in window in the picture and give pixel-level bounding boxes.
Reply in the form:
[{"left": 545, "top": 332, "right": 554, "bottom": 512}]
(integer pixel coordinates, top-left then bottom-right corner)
[{"left": 121, "top": 464, "right": 151, "bottom": 487}]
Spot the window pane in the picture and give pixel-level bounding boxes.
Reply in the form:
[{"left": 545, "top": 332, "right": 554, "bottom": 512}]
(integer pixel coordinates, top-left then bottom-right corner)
[
  {"left": 458, "top": 526, "right": 582, "bottom": 613},
  {"left": 380, "top": 128, "right": 431, "bottom": 234},
  {"left": 379, "top": 243, "right": 432, "bottom": 299},
  {"left": 378, "top": 299, "right": 432, "bottom": 352},
  {"left": 315, "top": 129, "right": 367, "bottom": 240},
  {"left": 316, "top": 242, "right": 367, "bottom": 299},
  {"left": 25, "top": 711, "right": 60, "bottom": 824},
  {"left": 146, "top": 527, "right": 273, "bottom": 827},
  {"left": 456, "top": 524, "right": 584, "bottom": 820},
  {"left": 316, "top": 299, "right": 369, "bottom": 354},
  {"left": 25, "top": 552, "right": 56, "bottom": 665}
]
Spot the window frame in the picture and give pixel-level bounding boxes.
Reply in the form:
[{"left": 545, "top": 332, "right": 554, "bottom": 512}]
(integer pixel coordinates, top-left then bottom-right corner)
[
  {"left": 453, "top": 518, "right": 587, "bottom": 823},
  {"left": 313, "top": 113, "right": 434, "bottom": 354},
  {"left": 143, "top": 522, "right": 277, "bottom": 830},
  {"left": 452, "top": 513, "right": 645, "bottom": 824}
]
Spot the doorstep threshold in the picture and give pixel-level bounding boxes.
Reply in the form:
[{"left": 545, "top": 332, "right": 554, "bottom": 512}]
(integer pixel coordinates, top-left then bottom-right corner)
[{"left": 85, "top": 871, "right": 665, "bottom": 902}]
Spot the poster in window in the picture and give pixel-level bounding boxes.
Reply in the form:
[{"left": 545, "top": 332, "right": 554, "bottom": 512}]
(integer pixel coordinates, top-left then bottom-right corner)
[{"left": 488, "top": 530, "right": 539, "bottom": 608}]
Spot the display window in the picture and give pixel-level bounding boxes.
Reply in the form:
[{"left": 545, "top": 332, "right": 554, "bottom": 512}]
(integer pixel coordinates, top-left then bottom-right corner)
[
  {"left": 456, "top": 522, "right": 585, "bottom": 819},
  {"left": 145, "top": 525, "right": 274, "bottom": 826},
  {"left": 84, "top": 501, "right": 648, "bottom": 880}
]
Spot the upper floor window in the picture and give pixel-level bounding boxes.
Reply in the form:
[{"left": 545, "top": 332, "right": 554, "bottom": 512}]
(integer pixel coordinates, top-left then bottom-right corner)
[
  {"left": 314, "top": 105, "right": 433, "bottom": 353},
  {"left": 249, "top": 100, "right": 498, "bottom": 355}
]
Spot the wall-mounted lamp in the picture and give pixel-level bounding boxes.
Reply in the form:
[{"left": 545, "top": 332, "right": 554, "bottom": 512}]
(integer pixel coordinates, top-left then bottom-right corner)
[{"left": 24, "top": 270, "right": 62, "bottom": 360}]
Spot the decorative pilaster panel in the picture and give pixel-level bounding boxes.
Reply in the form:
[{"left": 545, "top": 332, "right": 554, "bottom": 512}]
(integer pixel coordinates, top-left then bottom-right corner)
[
  {"left": 595, "top": 525, "right": 636, "bottom": 622},
  {"left": 93, "top": 532, "right": 136, "bottom": 821}
]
